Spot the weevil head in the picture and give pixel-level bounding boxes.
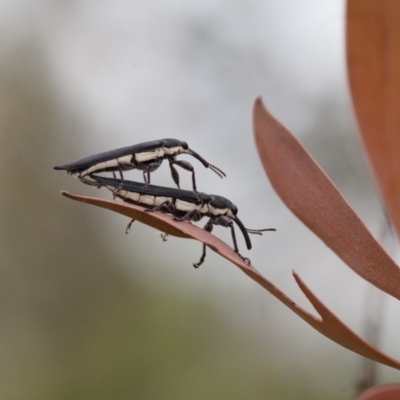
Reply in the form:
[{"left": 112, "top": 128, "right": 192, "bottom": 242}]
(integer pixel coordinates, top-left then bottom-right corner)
[
  {"left": 181, "top": 141, "right": 189, "bottom": 151},
  {"left": 208, "top": 195, "right": 233, "bottom": 217},
  {"left": 171, "top": 140, "right": 188, "bottom": 153},
  {"left": 162, "top": 139, "right": 189, "bottom": 156},
  {"left": 176, "top": 141, "right": 190, "bottom": 155},
  {"left": 178, "top": 141, "right": 189, "bottom": 155}
]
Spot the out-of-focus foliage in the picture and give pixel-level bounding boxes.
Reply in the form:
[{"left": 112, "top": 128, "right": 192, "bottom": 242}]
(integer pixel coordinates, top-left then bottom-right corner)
[
  {"left": 5, "top": 0, "right": 396, "bottom": 398},
  {"left": 0, "top": 30, "right": 341, "bottom": 400}
]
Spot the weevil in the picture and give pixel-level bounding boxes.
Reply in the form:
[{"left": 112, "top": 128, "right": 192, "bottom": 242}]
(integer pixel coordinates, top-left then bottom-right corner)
[
  {"left": 54, "top": 138, "right": 225, "bottom": 196},
  {"left": 91, "top": 175, "right": 276, "bottom": 268}
]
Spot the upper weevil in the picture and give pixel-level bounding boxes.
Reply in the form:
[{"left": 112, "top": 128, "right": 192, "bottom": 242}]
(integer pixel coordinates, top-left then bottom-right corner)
[{"left": 54, "top": 138, "right": 226, "bottom": 194}]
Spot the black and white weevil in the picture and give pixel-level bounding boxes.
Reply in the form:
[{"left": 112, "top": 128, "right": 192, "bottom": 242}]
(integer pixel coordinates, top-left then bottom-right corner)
[
  {"left": 54, "top": 138, "right": 225, "bottom": 196},
  {"left": 91, "top": 175, "right": 276, "bottom": 268}
]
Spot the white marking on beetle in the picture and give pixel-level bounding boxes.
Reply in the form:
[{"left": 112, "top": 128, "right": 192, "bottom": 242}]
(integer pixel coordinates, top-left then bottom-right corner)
[
  {"left": 198, "top": 204, "right": 209, "bottom": 214},
  {"left": 138, "top": 194, "right": 156, "bottom": 206},
  {"left": 83, "top": 161, "right": 108, "bottom": 176},
  {"left": 119, "top": 189, "right": 141, "bottom": 203},
  {"left": 208, "top": 205, "right": 228, "bottom": 216},
  {"left": 81, "top": 155, "right": 133, "bottom": 176},
  {"left": 175, "top": 199, "right": 201, "bottom": 212},
  {"left": 154, "top": 196, "right": 173, "bottom": 206},
  {"left": 163, "top": 146, "right": 184, "bottom": 155},
  {"left": 135, "top": 148, "right": 164, "bottom": 163}
]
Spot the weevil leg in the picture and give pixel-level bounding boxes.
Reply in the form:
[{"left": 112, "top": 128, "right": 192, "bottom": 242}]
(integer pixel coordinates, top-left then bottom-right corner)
[
  {"left": 116, "top": 162, "right": 124, "bottom": 182},
  {"left": 125, "top": 219, "right": 136, "bottom": 234},
  {"left": 193, "top": 246, "right": 206, "bottom": 268},
  {"left": 170, "top": 159, "right": 202, "bottom": 202},
  {"left": 116, "top": 161, "right": 135, "bottom": 194},
  {"left": 117, "top": 161, "right": 135, "bottom": 176},
  {"left": 111, "top": 161, "right": 133, "bottom": 198},
  {"left": 140, "top": 160, "right": 163, "bottom": 193},
  {"left": 212, "top": 216, "right": 238, "bottom": 251},
  {"left": 143, "top": 170, "right": 148, "bottom": 184},
  {"left": 141, "top": 170, "right": 151, "bottom": 193},
  {"left": 110, "top": 172, "right": 121, "bottom": 199},
  {"left": 193, "top": 218, "right": 214, "bottom": 268},
  {"left": 168, "top": 160, "right": 181, "bottom": 189},
  {"left": 212, "top": 216, "right": 248, "bottom": 263},
  {"left": 161, "top": 233, "right": 169, "bottom": 242},
  {"left": 118, "top": 168, "right": 124, "bottom": 182},
  {"left": 174, "top": 209, "right": 202, "bottom": 222},
  {"left": 145, "top": 200, "right": 175, "bottom": 214},
  {"left": 171, "top": 159, "right": 196, "bottom": 189}
]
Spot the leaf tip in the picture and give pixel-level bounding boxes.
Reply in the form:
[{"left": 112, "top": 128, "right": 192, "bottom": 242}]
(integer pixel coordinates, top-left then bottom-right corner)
[
  {"left": 254, "top": 96, "right": 265, "bottom": 111},
  {"left": 292, "top": 271, "right": 305, "bottom": 292}
]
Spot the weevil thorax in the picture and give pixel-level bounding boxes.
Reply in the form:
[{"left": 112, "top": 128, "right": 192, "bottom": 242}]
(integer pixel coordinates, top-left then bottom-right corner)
[
  {"left": 178, "top": 141, "right": 190, "bottom": 155},
  {"left": 134, "top": 138, "right": 185, "bottom": 164},
  {"left": 208, "top": 195, "right": 237, "bottom": 218},
  {"left": 161, "top": 139, "right": 189, "bottom": 157}
]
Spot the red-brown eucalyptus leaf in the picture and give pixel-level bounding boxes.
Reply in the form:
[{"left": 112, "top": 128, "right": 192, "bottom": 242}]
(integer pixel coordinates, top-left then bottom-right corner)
[
  {"left": 356, "top": 384, "right": 400, "bottom": 400},
  {"left": 347, "top": 0, "right": 400, "bottom": 238},
  {"left": 62, "top": 191, "right": 189, "bottom": 239},
  {"left": 253, "top": 98, "right": 400, "bottom": 301},
  {"left": 62, "top": 191, "right": 400, "bottom": 369}
]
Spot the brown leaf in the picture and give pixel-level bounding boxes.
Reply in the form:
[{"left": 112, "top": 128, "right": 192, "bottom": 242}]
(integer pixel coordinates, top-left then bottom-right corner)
[
  {"left": 347, "top": 0, "right": 400, "bottom": 237},
  {"left": 62, "top": 191, "right": 400, "bottom": 370},
  {"left": 253, "top": 98, "right": 400, "bottom": 301},
  {"left": 356, "top": 384, "right": 400, "bottom": 400},
  {"left": 62, "top": 191, "right": 189, "bottom": 239}
]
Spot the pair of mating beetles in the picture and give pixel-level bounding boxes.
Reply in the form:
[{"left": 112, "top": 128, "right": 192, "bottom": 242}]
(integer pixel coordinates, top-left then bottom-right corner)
[{"left": 55, "top": 138, "right": 275, "bottom": 267}]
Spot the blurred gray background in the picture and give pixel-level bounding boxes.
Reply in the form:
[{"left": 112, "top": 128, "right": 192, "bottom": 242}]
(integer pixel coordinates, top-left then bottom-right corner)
[{"left": 1, "top": 0, "right": 399, "bottom": 399}]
